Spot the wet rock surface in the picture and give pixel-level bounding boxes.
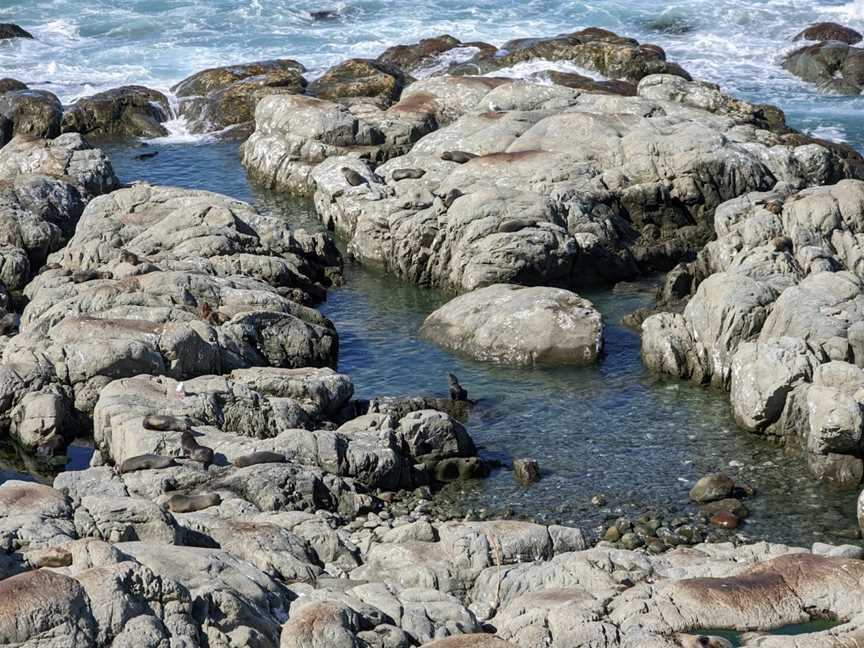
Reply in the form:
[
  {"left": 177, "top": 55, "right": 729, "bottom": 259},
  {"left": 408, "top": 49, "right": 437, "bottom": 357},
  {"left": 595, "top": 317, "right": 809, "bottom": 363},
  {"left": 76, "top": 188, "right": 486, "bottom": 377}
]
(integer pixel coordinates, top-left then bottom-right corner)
[{"left": 61, "top": 86, "right": 171, "bottom": 138}]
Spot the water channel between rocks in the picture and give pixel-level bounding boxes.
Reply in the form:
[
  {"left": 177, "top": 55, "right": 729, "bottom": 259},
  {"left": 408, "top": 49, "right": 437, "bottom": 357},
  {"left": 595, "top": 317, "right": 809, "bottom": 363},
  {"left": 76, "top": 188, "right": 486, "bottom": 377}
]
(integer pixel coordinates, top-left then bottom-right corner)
[{"left": 2, "top": 138, "right": 858, "bottom": 548}]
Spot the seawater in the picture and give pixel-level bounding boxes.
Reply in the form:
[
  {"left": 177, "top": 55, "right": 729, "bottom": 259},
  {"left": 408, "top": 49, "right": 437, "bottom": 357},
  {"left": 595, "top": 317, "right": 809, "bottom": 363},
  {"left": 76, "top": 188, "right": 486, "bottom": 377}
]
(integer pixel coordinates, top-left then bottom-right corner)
[{"left": 0, "top": 0, "right": 863, "bottom": 545}]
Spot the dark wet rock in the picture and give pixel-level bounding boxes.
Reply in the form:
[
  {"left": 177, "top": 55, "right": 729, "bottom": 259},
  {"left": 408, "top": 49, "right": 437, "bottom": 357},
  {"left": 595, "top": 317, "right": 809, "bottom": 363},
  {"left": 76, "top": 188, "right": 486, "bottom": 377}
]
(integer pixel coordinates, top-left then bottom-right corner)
[
  {"left": 0, "top": 89, "right": 62, "bottom": 140},
  {"left": 0, "top": 24, "right": 33, "bottom": 40},
  {"left": 173, "top": 59, "right": 307, "bottom": 134},
  {"left": 794, "top": 22, "right": 863, "bottom": 45},
  {"left": 0, "top": 78, "right": 27, "bottom": 93},
  {"left": 701, "top": 498, "right": 749, "bottom": 519},
  {"left": 783, "top": 41, "right": 864, "bottom": 95},
  {"left": 377, "top": 34, "right": 498, "bottom": 75},
  {"left": 689, "top": 473, "right": 735, "bottom": 503},
  {"left": 643, "top": 11, "right": 697, "bottom": 35},
  {"left": 513, "top": 458, "right": 540, "bottom": 485},
  {"left": 448, "top": 28, "right": 691, "bottom": 83},
  {"left": 308, "top": 58, "right": 413, "bottom": 107},
  {"left": 421, "top": 285, "right": 603, "bottom": 366},
  {"left": 61, "top": 85, "right": 171, "bottom": 138},
  {"left": 543, "top": 70, "right": 637, "bottom": 96},
  {"left": 431, "top": 456, "right": 490, "bottom": 482},
  {"left": 709, "top": 511, "right": 740, "bottom": 529}
]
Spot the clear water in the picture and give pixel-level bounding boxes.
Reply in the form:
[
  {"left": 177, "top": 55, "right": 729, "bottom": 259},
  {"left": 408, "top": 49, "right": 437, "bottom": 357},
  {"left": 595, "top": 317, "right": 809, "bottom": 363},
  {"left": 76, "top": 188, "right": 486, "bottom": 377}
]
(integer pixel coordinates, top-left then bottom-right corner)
[
  {"left": 0, "top": 0, "right": 861, "bottom": 545},
  {"left": 693, "top": 619, "right": 842, "bottom": 646}
]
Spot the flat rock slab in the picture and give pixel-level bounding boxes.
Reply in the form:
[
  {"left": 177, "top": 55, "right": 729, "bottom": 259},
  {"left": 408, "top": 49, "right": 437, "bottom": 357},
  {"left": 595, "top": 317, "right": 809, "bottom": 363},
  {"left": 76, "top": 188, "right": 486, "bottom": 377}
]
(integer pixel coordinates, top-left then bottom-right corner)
[{"left": 420, "top": 283, "right": 603, "bottom": 366}]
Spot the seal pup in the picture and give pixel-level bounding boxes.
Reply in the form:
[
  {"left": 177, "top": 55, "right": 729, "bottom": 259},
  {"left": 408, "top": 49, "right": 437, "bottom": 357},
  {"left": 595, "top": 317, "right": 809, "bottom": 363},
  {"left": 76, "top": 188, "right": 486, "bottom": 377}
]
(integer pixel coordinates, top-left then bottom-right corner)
[
  {"left": 757, "top": 198, "right": 784, "bottom": 215},
  {"left": 447, "top": 373, "right": 468, "bottom": 401},
  {"left": 181, "top": 431, "right": 214, "bottom": 465},
  {"left": 233, "top": 451, "right": 286, "bottom": 468},
  {"left": 119, "top": 249, "right": 141, "bottom": 265},
  {"left": 119, "top": 454, "right": 176, "bottom": 473},
  {"left": 391, "top": 168, "right": 426, "bottom": 181},
  {"left": 165, "top": 493, "right": 221, "bottom": 513},
  {"left": 772, "top": 236, "right": 793, "bottom": 253},
  {"left": 439, "top": 188, "right": 464, "bottom": 209},
  {"left": 341, "top": 167, "right": 368, "bottom": 186},
  {"left": 441, "top": 151, "right": 477, "bottom": 164}
]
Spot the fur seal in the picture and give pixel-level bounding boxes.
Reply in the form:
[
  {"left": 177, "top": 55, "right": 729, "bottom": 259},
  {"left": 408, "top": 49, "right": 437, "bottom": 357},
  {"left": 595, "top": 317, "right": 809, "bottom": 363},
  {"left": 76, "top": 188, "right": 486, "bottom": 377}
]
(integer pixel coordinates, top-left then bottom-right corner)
[
  {"left": 134, "top": 151, "right": 159, "bottom": 161},
  {"left": 772, "top": 236, "right": 793, "bottom": 252},
  {"left": 119, "top": 249, "right": 141, "bottom": 265},
  {"left": 447, "top": 373, "right": 468, "bottom": 401},
  {"left": 199, "top": 302, "right": 229, "bottom": 325},
  {"left": 181, "top": 431, "right": 214, "bottom": 465},
  {"left": 233, "top": 451, "right": 287, "bottom": 468},
  {"left": 0, "top": 312, "right": 20, "bottom": 337},
  {"left": 142, "top": 415, "right": 190, "bottom": 432},
  {"left": 71, "top": 270, "right": 104, "bottom": 284},
  {"left": 498, "top": 218, "right": 537, "bottom": 233},
  {"left": 758, "top": 199, "right": 784, "bottom": 215},
  {"left": 391, "top": 168, "right": 426, "bottom": 181},
  {"left": 165, "top": 493, "right": 221, "bottom": 513},
  {"left": 341, "top": 167, "right": 368, "bottom": 186},
  {"left": 440, "top": 189, "right": 464, "bottom": 209},
  {"left": 441, "top": 151, "right": 477, "bottom": 164},
  {"left": 119, "top": 454, "right": 176, "bottom": 473}
]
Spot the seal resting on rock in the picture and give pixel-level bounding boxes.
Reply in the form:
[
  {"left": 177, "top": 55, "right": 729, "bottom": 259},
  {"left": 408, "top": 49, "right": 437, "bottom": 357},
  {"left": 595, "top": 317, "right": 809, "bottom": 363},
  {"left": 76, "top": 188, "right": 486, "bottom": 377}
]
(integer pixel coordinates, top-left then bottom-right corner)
[
  {"left": 142, "top": 414, "right": 190, "bottom": 432},
  {"left": 759, "top": 198, "right": 784, "bottom": 214},
  {"left": 119, "top": 454, "right": 176, "bottom": 474},
  {"left": 181, "top": 431, "right": 214, "bottom": 465},
  {"left": 772, "top": 236, "right": 793, "bottom": 252},
  {"left": 233, "top": 451, "right": 287, "bottom": 468},
  {"left": 199, "top": 302, "right": 229, "bottom": 325},
  {"left": 441, "top": 150, "right": 477, "bottom": 164},
  {"left": 341, "top": 167, "right": 367, "bottom": 186},
  {"left": 71, "top": 270, "right": 106, "bottom": 284},
  {"left": 391, "top": 168, "right": 426, "bottom": 181},
  {"left": 439, "top": 188, "right": 464, "bottom": 209},
  {"left": 119, "top": 249, "right": 141, "bottom": 265},
  {"left": 447, "top": 373, "right": 468, "bottom": 401},
  {"left": 165, "top": 493, "right": 221, "bottom": 513}
]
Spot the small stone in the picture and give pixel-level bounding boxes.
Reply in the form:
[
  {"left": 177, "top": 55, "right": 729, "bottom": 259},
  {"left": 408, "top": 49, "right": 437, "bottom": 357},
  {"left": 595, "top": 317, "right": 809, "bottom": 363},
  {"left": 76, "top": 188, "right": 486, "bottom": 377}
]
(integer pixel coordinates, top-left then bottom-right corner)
[
  {"left": 620, "top": 532, "right": 643, "bottom": 550},
  {"left": 646, "top": 539, "right": 666, "bottom": 554},
  {"left": 603, "top": 526, "right": 621, "bottom": 543},
  {"left": 591, "top": 494, "right": 607, "bottom": 506},
  {"left": 709, "top": 511, "right": 739, "bottom": 529},
  {"left": 689, "top": 473, "right": 735, "bottom": 503},
  {"left": 513, "top": 458, "right": 541, "bottom": 485}
]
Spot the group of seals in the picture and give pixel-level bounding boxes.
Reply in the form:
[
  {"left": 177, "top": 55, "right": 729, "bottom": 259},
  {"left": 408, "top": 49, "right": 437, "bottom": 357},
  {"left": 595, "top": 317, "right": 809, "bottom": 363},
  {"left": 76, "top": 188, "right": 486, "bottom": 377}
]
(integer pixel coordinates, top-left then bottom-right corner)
[{"left": 441, "top": 150, "right": 477, "bottom": 164}]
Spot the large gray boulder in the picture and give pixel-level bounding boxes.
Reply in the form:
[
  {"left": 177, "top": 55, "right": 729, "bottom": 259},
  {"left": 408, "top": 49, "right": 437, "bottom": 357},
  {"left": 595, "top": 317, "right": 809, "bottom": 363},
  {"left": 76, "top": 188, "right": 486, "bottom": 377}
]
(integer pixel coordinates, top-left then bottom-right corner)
[{"left": 420, "top": 284, "right": 603, "bottom": 366}]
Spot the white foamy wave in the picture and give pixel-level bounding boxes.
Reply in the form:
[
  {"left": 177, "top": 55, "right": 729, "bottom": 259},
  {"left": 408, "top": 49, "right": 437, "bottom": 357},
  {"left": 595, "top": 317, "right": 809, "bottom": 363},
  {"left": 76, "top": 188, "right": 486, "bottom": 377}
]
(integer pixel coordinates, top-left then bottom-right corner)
[
  {"left": 807, "top": 125, "right": 849, "bottom": 142},
  {"left": 412, "top": 47, "right": 482, "bottom": 79},
  {"left": 821, "top": 1, "right": 864, "bottom": 22},
  {"left": 486, "top": 59, "right": 604, "bottom": 82}
]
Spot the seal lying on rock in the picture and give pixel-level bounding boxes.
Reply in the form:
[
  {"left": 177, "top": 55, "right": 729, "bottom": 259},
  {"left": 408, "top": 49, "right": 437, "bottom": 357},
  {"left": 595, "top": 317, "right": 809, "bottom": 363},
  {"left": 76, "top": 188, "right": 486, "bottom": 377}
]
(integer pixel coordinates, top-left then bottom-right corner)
[
  {"left": 233, "top": 451, "right": 287, "bottom": 468},
  {"left": 391, "top": 168, "right": 425, "bottom": 181},
  {"left": 441, "top": 150, "right": 477, "bottom": 164},
  {"left": 439, "top": 188, "right": 463, "bottom": 209},
  {"left": 142, "top": 415, "right": 190, "bottom": 432},
  {"left": 119, "top": 249, "right": 141, "bottom": 265},
  {"left": 164, "top": 493, "right": 221, "bottom": 513},
  {"left": 180, "top": 431, "right": 214, "bottom": 465},
  {"left": 119, "top": 454, "right": 176, "bottom": 473},
  {"left": 71, "top": 270, "right": 107, "bottom": 283},
  {"left": 342, "top": 167, "right": 368, "bottom": 186},
  {"left": 447, "top": 373, "right": 468, "bottom": 401}
]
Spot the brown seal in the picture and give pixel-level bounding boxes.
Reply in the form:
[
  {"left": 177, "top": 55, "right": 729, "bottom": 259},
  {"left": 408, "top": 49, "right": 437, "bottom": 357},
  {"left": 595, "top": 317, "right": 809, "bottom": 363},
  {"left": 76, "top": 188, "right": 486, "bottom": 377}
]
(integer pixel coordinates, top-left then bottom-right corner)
[
  {"left": 341, "top": 167, "right": 367, "bottom": 186},
  {"left": 119, "top": 454, "right": 176, "bottom": 473},
  {"left": 441, "top": 150, "right": 477, "bottom": 163},
  {"left": 165, "top": 493, "right": 221, "bottom": 513},
  {"left": 142, "top": 415, "right": 190, "bottom": 432},
  {"left": 119, "top": 249, "right": 141, "bottom": 265},
  {"left": 440, "top": 189, "right": 464, "bottom": 209},
  {"left": 233, "top": 451, "right": 286, "bottom": 468},
  {"left": 447, "top": 373, "right": 468, "bottom": 401},
  {"left": 391, "top": 168, "right": 426, "bottom": 181},
  {"left": 181, "top": 431, "right": 214, "bottom": 465}
]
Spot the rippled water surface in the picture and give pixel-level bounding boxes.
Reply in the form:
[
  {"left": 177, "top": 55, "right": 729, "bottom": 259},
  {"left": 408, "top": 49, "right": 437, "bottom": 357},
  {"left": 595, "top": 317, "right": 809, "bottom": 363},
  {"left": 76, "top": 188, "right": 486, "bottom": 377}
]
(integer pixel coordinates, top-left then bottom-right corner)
[{"left": 0, "top": 0, "right": 863, "bottom": 544}]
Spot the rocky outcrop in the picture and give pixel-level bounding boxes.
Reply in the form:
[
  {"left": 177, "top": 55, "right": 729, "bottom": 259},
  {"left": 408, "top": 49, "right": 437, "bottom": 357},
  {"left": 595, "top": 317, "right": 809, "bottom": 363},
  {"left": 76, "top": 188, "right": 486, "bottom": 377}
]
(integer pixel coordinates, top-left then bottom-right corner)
[
  {"left": 0, "top": 24, "right": 33, "bottom": 40},
  {"left": 783, "top": 41, "right": 864, "bottom": 95},
  {"left": 0, "top": 183, "right": 341, "bottom": 451},
  {"left": 306, "top": 75, "right": 855, "bottom": 292},
  {"left": 172, "top": 59, "right": 307, "bottom": 134},
  {"left": 308, "top": 58, "right": 413, "bottom": 107},
  {"left": 0, "top": 134, "right": 119, "bottom": 290},
  {"left": 642, "top": 179, "right": 864, "bottom": 485},
  {"left": 377, "top": 35, "right": 497, "bottom": 77},
  {"left": 61, "top": 86, "right": 171, "bottom": 138},
  {"left": 0, "top": 89, "right": 63, "bottom": 142},
  {"left": 793, "top": 22, "right": 863, "bottom": 45},
  {"left": 420, "top": 284, "right": 603, "bottom": 366},
  {"left": 447, "top": 28, "right": 691, "bottom": 83}
]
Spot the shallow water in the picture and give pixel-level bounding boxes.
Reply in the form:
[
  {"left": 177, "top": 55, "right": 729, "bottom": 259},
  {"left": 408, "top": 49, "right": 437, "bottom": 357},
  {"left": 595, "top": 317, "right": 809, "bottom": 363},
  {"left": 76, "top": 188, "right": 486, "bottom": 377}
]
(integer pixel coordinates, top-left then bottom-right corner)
[
  {"left": 0, "top": 0, "right": 862, "bottom": 545},
  {"left": 693, "top": 619, "right": 843, "bottom": 646}
]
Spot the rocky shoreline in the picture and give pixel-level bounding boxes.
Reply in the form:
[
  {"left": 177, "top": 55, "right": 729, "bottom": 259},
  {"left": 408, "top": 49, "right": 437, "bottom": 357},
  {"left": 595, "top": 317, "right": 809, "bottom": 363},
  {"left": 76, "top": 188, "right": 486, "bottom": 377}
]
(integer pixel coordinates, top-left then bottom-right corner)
[{"left": 1, "top": 17, "right": 864, "bottom": 648}]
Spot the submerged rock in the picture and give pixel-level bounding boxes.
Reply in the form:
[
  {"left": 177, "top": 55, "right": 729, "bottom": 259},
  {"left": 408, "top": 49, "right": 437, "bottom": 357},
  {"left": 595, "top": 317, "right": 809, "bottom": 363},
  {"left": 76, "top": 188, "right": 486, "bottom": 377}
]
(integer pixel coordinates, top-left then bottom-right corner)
[
  {"left": 420, "top": 284, "right": 603, "bottom": 366},
  {"left": 793, "top": 21, "right": 863, "bottom": 45},
  {"left": 783, "top": 41, "right": 864, "bottom": 95}
]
